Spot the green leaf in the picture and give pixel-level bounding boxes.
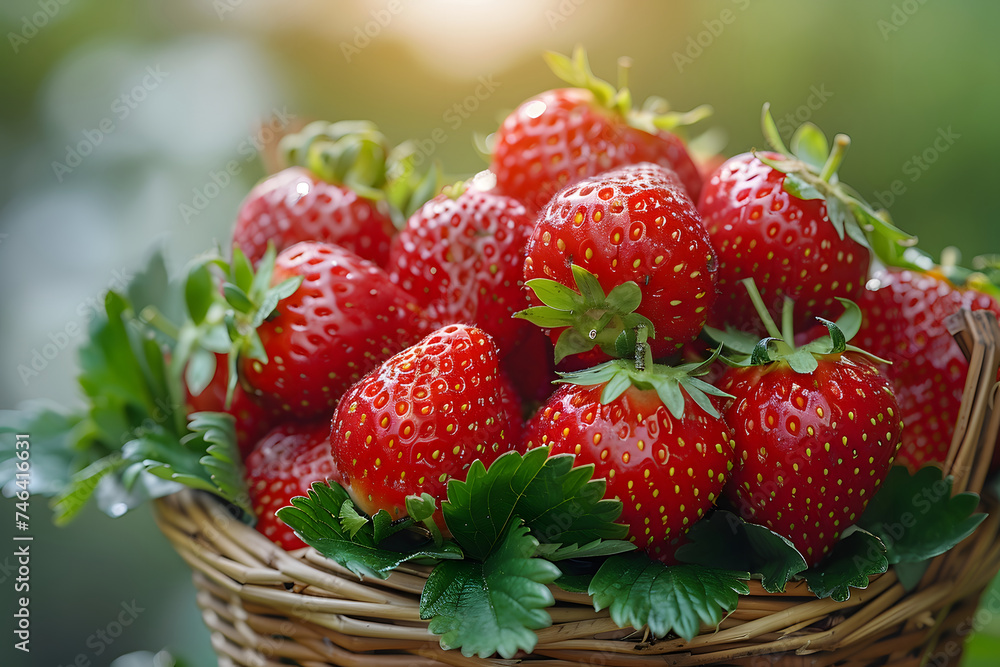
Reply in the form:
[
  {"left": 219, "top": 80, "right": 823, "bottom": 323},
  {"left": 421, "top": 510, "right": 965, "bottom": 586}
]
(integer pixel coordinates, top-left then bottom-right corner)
[
  {"left": 790, "top": 122, "right": 830, "bottom": 171},
  {"left": 703, "top": 325, "right": 761, "bottom": 356},
  {"left": 535, "top": 538, "right": 635, "bottom": 561},
  {"left": 856, "top": 466, "right": 986, "bottom": 565},
  {"left": 784, "top": 348, "right": 820, "bottom": 374},
  {"left": 524, "top": 278, "right": 581, "bottom": 311},
  {"left": 184, "top": 347, "right": 217, "bottom": 398},
  {"left": 894, "top": 559, "right": 931, "bottom": 591},
  {"left": 760, "top": 103, "right": 790, "bottom": 155},
  {"left": 222, "top": 283, "right": 254, "bottom": 314},
  {"left": 824, "top": 194, "right": 852, "bottom": 241},
  {"left": 51, "top": 453, "right": 126, "bottom": 525},
  {"left": 676, "top": 511, "right": 808, "bottom": 593},
  {"left": 513, "top": 306, "right": 577, "bottom": 328},
  {"left": 276, "top": 482, "right": 462, "bottom": 579},
  {"left": 442, "top": 447, "right": 627, "bottom": 562},
  {"left": 231, "top": 247, "right": 255, "bottom": 293},
  {"left": 0, "top": 403, "right": 83, "bottom": 498},
  {"left": 420, "top": 522, "right": 560, "bottom": 659},
  {"left": 782, "top": 172, "right": 825, "bottom": 201},
  {"left": 184, "top": 263, "right": 215, "bottom": 325},
  {"left": 804, "top": 529, "right": 888, "bottom": 602},
  {"left": 604, "top": 281, "right": 643, "bottom": 317},
  {"left": 589, "top": 554, "right": 749, "bottom": 641},
  {"left": 572, "top": 263, "right": 607, "bottom": 305},
  {"left": 253, "top": 276, "right": 303, "bottom": 328}
]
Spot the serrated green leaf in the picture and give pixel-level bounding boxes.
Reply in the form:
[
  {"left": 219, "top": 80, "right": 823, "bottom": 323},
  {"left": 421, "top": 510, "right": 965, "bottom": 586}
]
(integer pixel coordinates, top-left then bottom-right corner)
[
  {"left": 420, "top": 522, "right": 559, "bottom": 659},
  {"left": 589, "top": 554, "right": 749, "bottom": 640},
  {"left": 442, "top": 447, "right": 627, "bottom": 561},
  {"left": 857, "top": 466, "right": 986, "bottom": 565},
  {"left": 339, "top": 500, "right": 370, "bottom": 537},
  {"left": 535, "top": 538, "right": 635, "bottom": 561},
  {"left": 277, "top": 482, "right": 462, "bottom": 579},
  {"left": 675, "top": 511, "right": 808, "bottom": 593},
  {"left": 804, "top": 529, "right": 888, "bottom": 602}
]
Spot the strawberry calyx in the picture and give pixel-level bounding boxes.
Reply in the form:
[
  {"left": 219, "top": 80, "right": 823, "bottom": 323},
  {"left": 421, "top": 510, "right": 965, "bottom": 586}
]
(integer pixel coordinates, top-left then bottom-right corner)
[
  {"left": 544, "top": 46, "right": 712, "bottom": 138},
  {"left": 556, "top": 326, "right": 732, "bottom": 420},
  {"left": 515, "top": 263, "right": 655, "bottom": 364},
  {"left": 706, "top": 278, "right": 886, "bottom": 374},
  {"left": 279, "top": 120, "right": 392, "bottom": 200},
  {"left": 754, "top": 104, "right": 915, "bottom": 259},
  {"left": 872, "top": 243, "right": 1000, "bottom": 303}
]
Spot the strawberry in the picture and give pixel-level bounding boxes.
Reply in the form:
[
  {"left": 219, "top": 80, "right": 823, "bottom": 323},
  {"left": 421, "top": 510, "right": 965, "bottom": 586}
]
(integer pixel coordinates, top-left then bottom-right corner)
[
  {"left": 697, "top": 106, "right": 912, "bottom": 334},
  {"left": 330, "top": 324, "right": 522, "bottom": 522},
  {"left": 855, "top": 264, "right": 1000, "bottom": 472},
  {"left": 241, "top": 241, "right": 430, "bottom": 419},
  {"left": 245, "top": 420, "right": 337, "bottom": 550},
  {"left": 232, "top": 121, "right": 397, "bottom": 267},
  {"left": 520, "top": 162, "right": 717, "bottom": 364},
  {"left": 387, "top": 181, "right": 535, "bottom": 354},
  {"left": 523, "top": 328, "right": 734, "bottom": 563},
  {"left": 713, "top": 282, "right": 903, "bottom": 566},
  {"left": 184, "top": 352, "right": 272, "bottom": 458},
  {"left": 490, "top": 48, "right": 705, "bottom": 214}
]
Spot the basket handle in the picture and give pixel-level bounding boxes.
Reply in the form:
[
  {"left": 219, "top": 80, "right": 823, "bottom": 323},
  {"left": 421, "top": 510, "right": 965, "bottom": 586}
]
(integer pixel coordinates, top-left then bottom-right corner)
[{"left": 942, "top": 309, "right": 1000, "bottom": 496}]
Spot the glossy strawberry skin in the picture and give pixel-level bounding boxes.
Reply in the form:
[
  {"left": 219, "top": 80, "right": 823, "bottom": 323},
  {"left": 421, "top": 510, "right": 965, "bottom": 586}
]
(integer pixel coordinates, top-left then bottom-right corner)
[
  {"left": 524, "top": 162, "right": 718, "bottom": 360},
  {"left": 491, "top": 88, "right": 702, "bottom": 214},
  {"left": 719, "top": 354, "right": 903, "bottom": 566},
  {"left": 232, "top": 166, "right": 396, "bottom": 267},
  {"left": 245, "top": 420, "right": 337, "bottom": 550},
  {"left": 855, "top": 268, "right": 1000, "bottom": 472},
  {"left": 698, "top": 152, "right": 869, "bottom": 333},
  {"left": 524, "top": 383, "right": 734, "bottom": 563},
  {"left": 388, "top": 188, "right": 535, "bottom": 355},
  {"left": 242, "top": 241, "right": 430, "bottom": 419},
  {"left": 184, "top": 352, "right": 272, "bottom": 459},
  {"left": 330, "top": 324, "right": 522, "bottom": 522}
]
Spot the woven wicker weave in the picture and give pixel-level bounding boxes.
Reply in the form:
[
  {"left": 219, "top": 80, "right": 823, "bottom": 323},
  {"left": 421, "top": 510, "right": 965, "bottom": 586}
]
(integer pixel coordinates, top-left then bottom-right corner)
[{"left": 154, "top": 310, "right": 1000, "bottom": 666}]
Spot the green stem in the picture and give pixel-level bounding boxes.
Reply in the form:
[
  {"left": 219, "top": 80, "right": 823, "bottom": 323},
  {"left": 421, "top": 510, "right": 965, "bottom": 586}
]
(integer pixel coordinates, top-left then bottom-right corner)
[
  {"left": 780, "top": 298, "right": 796, "bottom": 348},
  {"left": 740, "top": 278, "right": 783, "bottom": 340},
  {"left": 819, "top": 134, "right": 851, "bottom": 182},
  {"left": 617, "top": 56, "right": 632, "bottom": 92},
  {"left": 140, "top": 306, "right": 180, "bottom": 341}
]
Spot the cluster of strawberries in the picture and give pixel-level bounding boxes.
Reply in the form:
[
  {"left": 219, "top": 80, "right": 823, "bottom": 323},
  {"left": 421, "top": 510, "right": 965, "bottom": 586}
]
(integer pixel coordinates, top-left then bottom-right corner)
[{"left": 188, "top": 49, "right": 1000, "bottom": 567}]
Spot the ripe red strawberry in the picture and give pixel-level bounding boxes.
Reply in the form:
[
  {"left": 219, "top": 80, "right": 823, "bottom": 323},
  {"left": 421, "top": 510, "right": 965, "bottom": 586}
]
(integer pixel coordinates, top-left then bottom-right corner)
[
  {"left": 232, "top": 121, "right": 398, "bottom": 268},
  {"left": 330, "top": 324, "right": 522, "bottom": 522},
  {"left": 388, "top": 183, "right": 535, "bottom": 354},
  {"left": 521, "top": 162, "right": 717, "bottom": 363},
  {"left": 184, "top": 352, "right": 272, "bottom": 458},
  {"left": 523, "top": 333, "right": 734, "bottom": 563},
  {"left": 697, "top": 108, "right": 911, "bottom": 334},
  {"left": 715, "top": 288, "right": 903, "bottom": 566},
  {"left": 241, "top": 241, "right": 430, "bottom": 419},
  {"left": 233, "top": 166, "right": 396, "bottom": 267},
  {"left": 855, "top": 266, "right": 1000, "bottom": 472},
  {"left": 490, "top": 48, "right": 704, "bottom": 213},
  {"left": 245, "top": 420, "right": 337, "bottom": 550}
]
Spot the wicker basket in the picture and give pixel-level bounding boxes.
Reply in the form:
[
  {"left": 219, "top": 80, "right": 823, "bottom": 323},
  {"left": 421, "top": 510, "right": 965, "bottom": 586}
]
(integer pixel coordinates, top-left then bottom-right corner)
[{"left": 154, "top": 310, "right": 1000, "bottom": 667}]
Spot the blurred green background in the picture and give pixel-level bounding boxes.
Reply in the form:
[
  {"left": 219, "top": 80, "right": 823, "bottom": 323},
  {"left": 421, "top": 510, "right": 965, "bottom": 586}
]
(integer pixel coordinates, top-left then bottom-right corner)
[{"left": 2, "top": 0, "right": 1000, "bottom": 665}]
